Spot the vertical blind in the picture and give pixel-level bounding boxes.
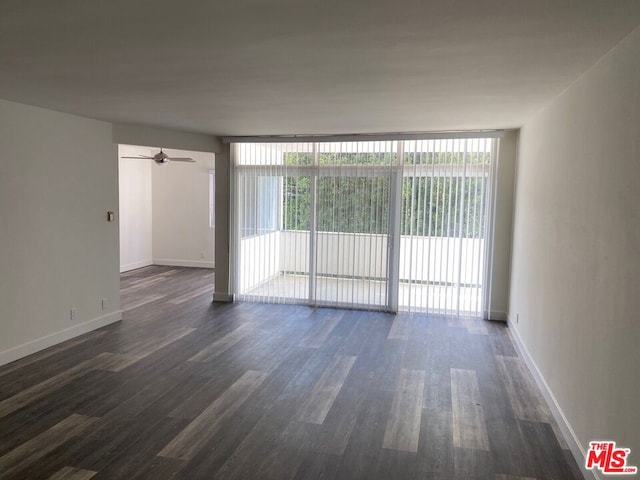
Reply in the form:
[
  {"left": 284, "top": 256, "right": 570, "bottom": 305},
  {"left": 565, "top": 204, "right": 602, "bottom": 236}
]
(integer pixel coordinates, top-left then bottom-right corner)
[{"left": 231, "top": 136, "right": 498, "bottom": 316}]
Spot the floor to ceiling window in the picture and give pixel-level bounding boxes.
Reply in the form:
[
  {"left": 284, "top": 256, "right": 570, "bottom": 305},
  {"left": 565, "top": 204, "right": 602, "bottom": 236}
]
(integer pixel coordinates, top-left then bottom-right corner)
[
  {"left": 398, "top": 138, "right": 493, "bottom": 315},
  {"left": 231, "top": 135, "right": 499, "bottom": 317}
]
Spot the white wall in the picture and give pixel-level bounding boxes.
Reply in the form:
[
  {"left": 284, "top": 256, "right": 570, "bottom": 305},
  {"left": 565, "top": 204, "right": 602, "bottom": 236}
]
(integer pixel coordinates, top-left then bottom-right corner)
[
  {"left": 214, "top": 144, "right": 231, "bottom": 301},
  {"left": 118, "top": 145, "right": 153, "bottom": 272},
  {"left": 488, "top": 131, "right": 517, "bottom": 320},
  {"left": 112, "top": 122, "right": 223, "bottom": 154},
  {"left": 510, "top": 25, "right": 640, "bottom": 467},
  {"left": 152, "top": 148, "right": 215, "bottom": 268},
  {"left": 0, "top": 99, "right": 121, "bottom": 365}
]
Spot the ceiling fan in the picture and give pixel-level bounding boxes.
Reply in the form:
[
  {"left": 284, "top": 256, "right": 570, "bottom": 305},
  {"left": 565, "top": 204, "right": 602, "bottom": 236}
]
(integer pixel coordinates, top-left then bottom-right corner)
[{"left": 120, "top": 148, "right": 195, "bottom": 165}]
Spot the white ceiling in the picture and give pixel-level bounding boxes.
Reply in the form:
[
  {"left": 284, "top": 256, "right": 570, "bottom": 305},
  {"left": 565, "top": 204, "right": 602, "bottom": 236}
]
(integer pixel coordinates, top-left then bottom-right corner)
[{"left": 1, "top": 1, "right": 639, "bottom": 136}]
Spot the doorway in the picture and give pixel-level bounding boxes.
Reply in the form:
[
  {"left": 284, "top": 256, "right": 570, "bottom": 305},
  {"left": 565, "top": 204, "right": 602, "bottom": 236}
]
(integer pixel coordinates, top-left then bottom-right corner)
[{"left": 118, "top": 144, "right": 216, "bottom": 275}]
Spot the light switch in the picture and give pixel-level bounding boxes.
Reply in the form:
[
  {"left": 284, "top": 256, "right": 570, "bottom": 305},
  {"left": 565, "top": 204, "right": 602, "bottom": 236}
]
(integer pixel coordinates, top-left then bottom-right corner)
[{"left": 107, "top": 211, "right": 115, "bottom": 222}]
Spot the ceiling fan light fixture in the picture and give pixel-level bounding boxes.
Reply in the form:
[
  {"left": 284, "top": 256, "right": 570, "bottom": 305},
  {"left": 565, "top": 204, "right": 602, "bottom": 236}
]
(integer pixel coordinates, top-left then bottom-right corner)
[
  {"left": 153, "top": 149, "right": 170, "bottom": 164},
  {"left": 120, "top": 148, "right": 194, "bottom": 164}
]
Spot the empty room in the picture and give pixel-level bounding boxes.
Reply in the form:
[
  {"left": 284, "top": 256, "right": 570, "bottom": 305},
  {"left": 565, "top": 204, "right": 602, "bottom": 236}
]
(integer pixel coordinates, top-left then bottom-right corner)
[{"left": 1, "top": 2, "right": 639, "bottom": 479}]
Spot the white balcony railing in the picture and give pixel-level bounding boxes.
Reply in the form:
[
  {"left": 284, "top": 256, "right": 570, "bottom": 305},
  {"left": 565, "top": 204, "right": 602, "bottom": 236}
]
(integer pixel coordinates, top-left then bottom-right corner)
[{"left": 239, "top": 230, "right": 484, "bottom": 314}]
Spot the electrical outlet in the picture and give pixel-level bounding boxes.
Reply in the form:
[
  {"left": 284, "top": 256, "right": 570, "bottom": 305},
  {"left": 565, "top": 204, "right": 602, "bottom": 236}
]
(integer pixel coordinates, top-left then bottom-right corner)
[
  {"left": 101, "top": 298, "right": 108, "bottom": 310},
  {"left": 70, "top": 308, "right": 78, "bottom": 321}
]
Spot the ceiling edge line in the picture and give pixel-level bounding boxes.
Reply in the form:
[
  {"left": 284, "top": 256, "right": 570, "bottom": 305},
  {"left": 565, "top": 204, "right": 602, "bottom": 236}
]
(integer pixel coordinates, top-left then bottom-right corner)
[{"left": 223, "top": 130, "right": 505, "bottom": 144}]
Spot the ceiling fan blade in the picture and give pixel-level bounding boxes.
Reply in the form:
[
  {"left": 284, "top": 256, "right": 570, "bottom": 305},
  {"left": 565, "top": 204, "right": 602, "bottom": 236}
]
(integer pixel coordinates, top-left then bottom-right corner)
[
  {"left": 120, "top": 156, "right": 154, "bottom": 159},
  {"left": 169, "top": 158, "right": 196, "bottom": 162}
]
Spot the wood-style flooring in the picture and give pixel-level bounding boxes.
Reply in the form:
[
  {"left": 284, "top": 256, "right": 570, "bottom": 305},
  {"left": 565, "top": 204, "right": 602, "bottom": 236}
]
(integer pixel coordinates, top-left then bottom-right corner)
[{"left": 0, "top": 266, "right": 583, "bottom": 479}]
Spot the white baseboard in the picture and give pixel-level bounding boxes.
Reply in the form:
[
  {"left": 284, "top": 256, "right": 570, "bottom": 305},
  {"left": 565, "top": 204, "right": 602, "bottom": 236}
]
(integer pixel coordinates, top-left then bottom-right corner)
[
  {"left": 120, "top": 259, "right": 153, "bottom": 272},
  {"left": 213, "top": 292, "right": 233, "bottom": 302},
  {"left": 507, "top": 315, "right": 598, "bottom": 480},
  {"left": 153, "top": 258, "right": 214, "bottom": 269},
  {"left": 0, "top": 310, "right": 123, "bottom": 368},
  {"left": 484, "top": 310, "right": 508, "bottom": 321}
]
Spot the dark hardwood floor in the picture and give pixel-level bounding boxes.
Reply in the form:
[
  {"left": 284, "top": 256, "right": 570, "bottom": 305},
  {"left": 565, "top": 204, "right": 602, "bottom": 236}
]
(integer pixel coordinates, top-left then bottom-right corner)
[{"left": 0, "top": 266, "right": 583, "bottom": 479}]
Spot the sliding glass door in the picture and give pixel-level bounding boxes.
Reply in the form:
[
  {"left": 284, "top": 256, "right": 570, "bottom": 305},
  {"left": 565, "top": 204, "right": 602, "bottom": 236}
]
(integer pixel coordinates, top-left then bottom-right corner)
[
  {"left": 232, "top": 137, "right": 497, "bottom": 316},
  {"left": 312, "top": 142, "right": 394, "bottom": 309},
  {"left": 398, "top": 138, "right": 493, "bottom": 315}
]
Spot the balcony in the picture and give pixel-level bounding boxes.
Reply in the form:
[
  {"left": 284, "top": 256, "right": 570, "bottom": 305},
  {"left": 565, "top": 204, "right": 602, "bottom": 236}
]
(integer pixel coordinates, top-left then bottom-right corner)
[{"left": 239, "top": 230, "right": 484, "bottom": 316}]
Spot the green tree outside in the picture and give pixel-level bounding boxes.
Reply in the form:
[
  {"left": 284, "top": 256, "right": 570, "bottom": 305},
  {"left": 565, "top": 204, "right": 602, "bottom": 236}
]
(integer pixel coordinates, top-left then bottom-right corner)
[{"left": 282, "top": 152, "right": 488, "bottom": 238}]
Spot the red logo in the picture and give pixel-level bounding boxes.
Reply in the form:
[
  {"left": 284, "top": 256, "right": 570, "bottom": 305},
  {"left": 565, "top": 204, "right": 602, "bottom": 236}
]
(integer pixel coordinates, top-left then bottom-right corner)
[{"left": 586, "top": 441, "right": 637, "bottom": 475}]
